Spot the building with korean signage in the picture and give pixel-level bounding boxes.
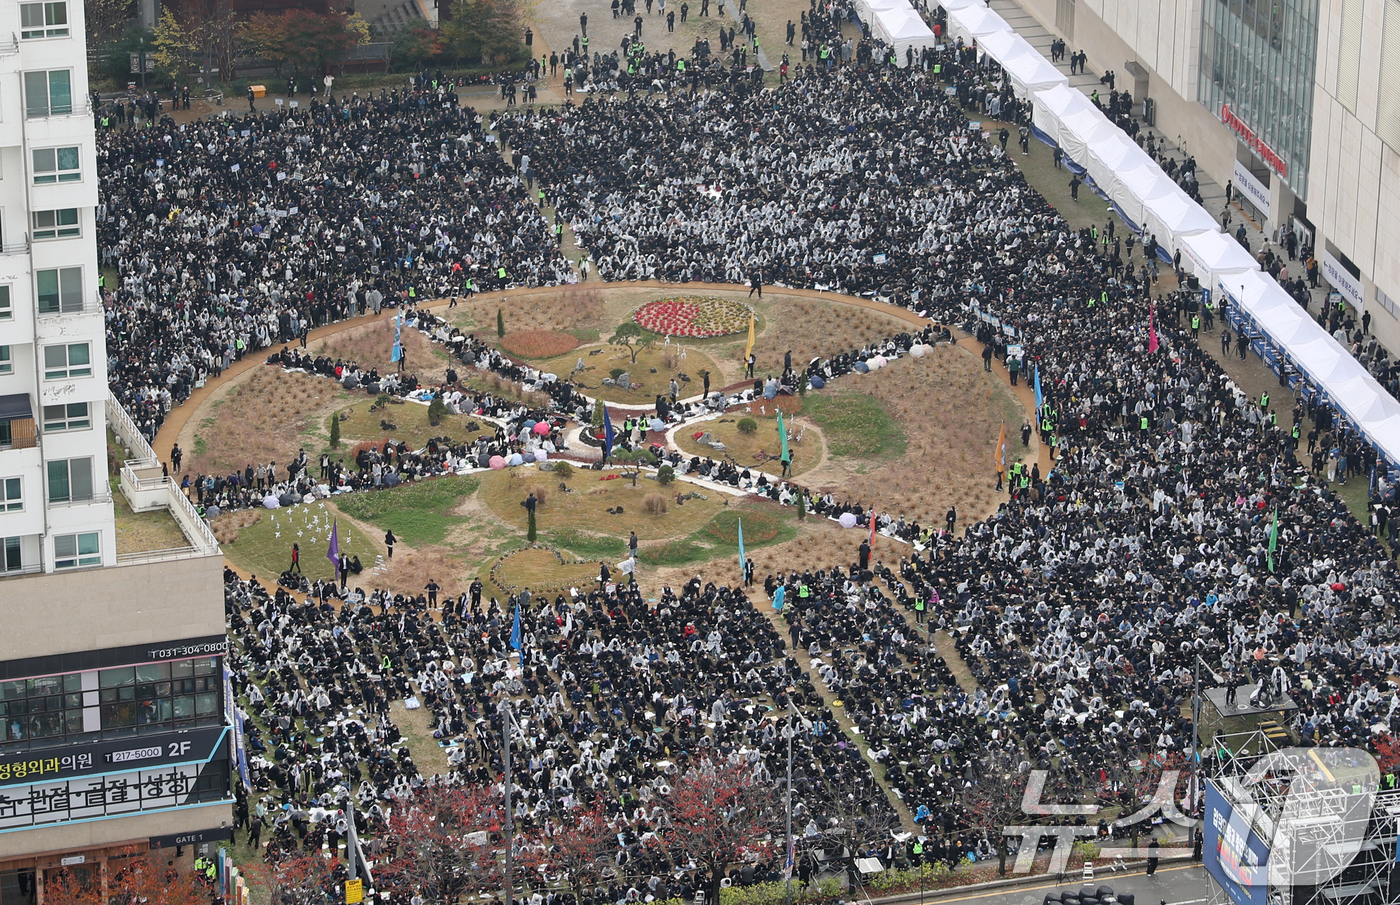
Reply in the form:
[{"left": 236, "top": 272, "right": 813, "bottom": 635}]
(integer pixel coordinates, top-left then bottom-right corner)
[
  {"left": 996, "top": 0, "right": 1400, "bottom": 366},
  {"left": 0, "top": 0, "right": 231, "bottom": 896}
]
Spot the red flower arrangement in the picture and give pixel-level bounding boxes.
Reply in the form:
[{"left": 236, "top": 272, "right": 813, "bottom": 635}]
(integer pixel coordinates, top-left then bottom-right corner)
[{"left": 632, "top": 296, "right": 752, "bottom": 338}]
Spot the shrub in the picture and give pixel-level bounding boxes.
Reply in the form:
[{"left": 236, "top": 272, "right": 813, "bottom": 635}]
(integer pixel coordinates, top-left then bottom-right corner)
[
  {"left": 656, "top": 464, "right": 675, "bottom": 486},
  {"left": 717, "top": 879, "right": 843, "bottom": 905},
  {"left": 797, "top": 493, "right": 806, "bottom": 520},
  {"left": 610, "top": 367, "right": 627, "bottom": 381},
  {"left": 643, "top": 493, "right": 669, "bottom": 515},
  {"left": 427, "top": 397, "right": 449, "bottom": 426},
  {"left": 530, "top": 486, "right": 549, "bottom": 508},
  {"left": 329, "top": 412, "right": 341, "bottom": 448},
  {"left": 554, "top": 461, "right": 575, "bottom": 481},
  {"left": 737, "top": 417, "right": 758, "bottom": 434},
  {"left": 497, "top": 308, "right": 506, "bottom": 338},
  {"left": 376, "top": 393, "right": 392, "bottom": 408}
]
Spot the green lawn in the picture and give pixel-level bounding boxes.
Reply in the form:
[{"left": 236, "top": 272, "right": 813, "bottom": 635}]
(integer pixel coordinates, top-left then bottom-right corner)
[
  {"left": 333, "top": 474, "right": 480, "bottom": 547},
  {"left": 803, "top": 390, "right": 908, "bottom": 460}
]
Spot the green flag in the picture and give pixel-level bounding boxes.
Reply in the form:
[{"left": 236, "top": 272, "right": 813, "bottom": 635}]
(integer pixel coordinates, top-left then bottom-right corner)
[
  {"left": 1267, "top": 505, "right": 1279, "bottom": 573},
  {"left": 777, "top": 411, "right": 789, "bottom": 464}
]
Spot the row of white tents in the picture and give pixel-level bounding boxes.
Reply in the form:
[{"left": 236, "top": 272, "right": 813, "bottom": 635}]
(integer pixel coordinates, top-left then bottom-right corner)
[{"left": 935, "top": 0, "right": 1400, "bottom": 468}]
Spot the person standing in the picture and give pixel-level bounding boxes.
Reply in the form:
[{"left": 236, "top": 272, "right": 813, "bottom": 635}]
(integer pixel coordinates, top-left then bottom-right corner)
[
  {"left": 1069, "top": 175, "right": 1081, "bottom": 201},
  {"left": 628, "top": 530, "right": 639, "bottom": 561},
  {"left": 1146, "top": 838, "right": 1160, "bottom": 876},
  {"left": 425, "top": 579, "right": 440, "bottom": 609},
  {"left": 858, "top": 539, "right": 871, "bottom": 570},
  {"left": 384, "top": 529, "right": 396, "bottom": 559},
  {"left": 945, "top": 506, "right": 956, "bottom": 534},
  {"left": 289, "top": 543, "right": 302, "bottom": 574}
]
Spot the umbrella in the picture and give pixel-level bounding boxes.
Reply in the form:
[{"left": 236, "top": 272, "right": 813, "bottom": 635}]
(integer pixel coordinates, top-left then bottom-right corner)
[
  {"left": 871, "top": 355, "right": 888, "bottom": 369},
  {"left": 521, "top": 451, "right": 536, "bottom": 464},
  {"left": 853, "top": 362, "right": 870, "bottom": 374},
  {"left": 507, "top": 453, "right": 524, "bottom": 466},
  {"left": 278, "top": 493, "right": 294, "bottom": 506},
  {"left": 489, "top": 456, "right": 507, "bottom": 469},
  {"left": 533, "top": 421, "right": 551, "bottom": 435},
  {"left": 205, "top": 505, "right": 221, "bottom": 519},
  {"left": 524, "top": 419, "right": 537, "bottom": 430},
  {"left": 810, "top": 375, "right": 825, "bottom": 389},
  {"left": 909, "top": 344, "right": 926, "bottom": 358},
  {"left": 535, "top": 449, "right": 549, "bottom": 462},
  {"left": 838, "top": 512, "right": 858, "bottom": 528},
  {"left": 343, "top": 375, "right": 360, "bottom": 389},
  {"left": 1331, "top": 582, "right": 1346, "bottom": 591},
  {"left": 263, "top": 496, "right": 280, "bottom": 509},
  {"left": 649, "top": 418, "right": 666, "bottom": 432},
  {"left": 383, "top": 473, "right": 401, "bottom": 486}
]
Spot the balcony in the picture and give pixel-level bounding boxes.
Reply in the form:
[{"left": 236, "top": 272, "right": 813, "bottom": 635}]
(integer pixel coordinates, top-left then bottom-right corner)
[{"left": 0, "top": 395, "right": 37, "bottom": 450}]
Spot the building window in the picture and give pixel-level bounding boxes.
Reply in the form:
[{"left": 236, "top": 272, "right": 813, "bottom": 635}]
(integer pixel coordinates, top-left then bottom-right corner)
[
  {"left": 32, "top": 146, "right": 79, "bottom": 184},
  {"left": 0, "top": 346, "right": 10, "bottom": 374},
  {"left": 36, "top": 267, "right": 81, "bottom": 314},
  {"left": 52, "top": 531, "right": 98, "bottom": 569},
  {"left": 0, "top": 656, "right": 223, "bottom": 747},
  {"left": 31, "top": 208, "right": 78, "bottom": 240},
  {"left": 98, "top": 658, "right": 221, "bottom": 732},
  {"left": 1378, "top": 287, "right": 1399, "bottom": 318},
  {"left": 42, "top": 402, "right": 88, "bottom": 432},
  {"left": 0, "top": 673, "right": 81, "bottom": 741},
  {"left": 0, "top": 287, "right": 10, "bottom": 320},
  {"left": 0, "top": 537, "right": 20, "bottom": 573},
  {"left": 23, "top": 70, "right": 71, "bottom": 118},
  {"left": 0, "top": 478, "right": 19, "bottom": 511},
  {"left": 43, "top": 343, "right": 90, "bottom": 378},
  {"left": 46, "top": 456, "right": 92, "bottom": 503},
  {"left": 20, "top": 1, "right": 67, "bottom": 38}
]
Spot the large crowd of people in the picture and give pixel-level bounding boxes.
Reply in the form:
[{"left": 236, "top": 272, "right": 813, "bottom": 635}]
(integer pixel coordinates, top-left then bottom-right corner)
[{"left": 94, "top": 38, "right": 1400, "bottom": 903}]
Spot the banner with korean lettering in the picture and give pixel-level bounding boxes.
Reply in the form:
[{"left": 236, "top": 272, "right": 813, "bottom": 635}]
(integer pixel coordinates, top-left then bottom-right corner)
[
  {"left": 1203, "top": 782, "right": 1271, "bottom": 905},
  {"left": 0, "top": 761, "right": 218, "bottom": 832}
]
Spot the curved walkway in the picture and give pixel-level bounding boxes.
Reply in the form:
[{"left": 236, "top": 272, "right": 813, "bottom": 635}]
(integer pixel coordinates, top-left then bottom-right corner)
[{"left": 147, "top": 282, "right": 1050, "bottom": 553}]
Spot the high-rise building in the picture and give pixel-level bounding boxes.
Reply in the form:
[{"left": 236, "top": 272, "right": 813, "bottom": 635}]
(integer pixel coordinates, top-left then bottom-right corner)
[
  {"left": 1004, "top": 0, "right": 1400, "bottom": 355},
  {"left": 0, "top": 0, "right": 232, "bottom": 898}
]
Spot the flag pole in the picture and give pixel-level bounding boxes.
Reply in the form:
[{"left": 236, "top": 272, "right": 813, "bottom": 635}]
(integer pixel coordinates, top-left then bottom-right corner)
[{"left": 784, "top": 694, "right": 794, "bottom": 905}]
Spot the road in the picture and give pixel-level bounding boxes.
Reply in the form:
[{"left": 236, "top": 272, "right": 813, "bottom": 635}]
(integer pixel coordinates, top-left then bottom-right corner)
[{"left": 905, "top": 864, "right": 1218, "bottom": 905}]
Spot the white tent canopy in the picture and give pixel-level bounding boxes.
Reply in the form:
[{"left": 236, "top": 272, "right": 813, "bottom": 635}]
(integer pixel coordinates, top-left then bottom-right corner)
[
  {"left": 1001, "top": 46, "right": 1068, "bottom": 96},
  {"left": 856, "top": 0, "right": 912, "bottom": 26},
  {"left": 1142, "top": 187, "right": 1219, "bottom": 254},
  {"left": 1178, "top": 229, "right": 1259, "bottom": 290},
  {"left": 872, "top": 6, "right": 935, "bottom": 64},
  {"left": 1114, "top": 164, "right": 1178, "bottom": 229},
  {"left": 1031, "top": 84, "right": 1098, "bottom": 149},
  {"left": 1054, "top": 105, "right": 1118, "bottom": 164},
  {"left": 1083, "top": 133, "right": 1155, "bottom": 202},
  {"left": 946, "top": 3, "right": 1010, "bottom": 43}
]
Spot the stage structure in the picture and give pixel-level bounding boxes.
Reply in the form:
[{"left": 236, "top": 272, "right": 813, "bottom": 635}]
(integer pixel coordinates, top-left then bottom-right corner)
[{"left": 1202, "top": 732, "right": 1398, "bottom": 905}]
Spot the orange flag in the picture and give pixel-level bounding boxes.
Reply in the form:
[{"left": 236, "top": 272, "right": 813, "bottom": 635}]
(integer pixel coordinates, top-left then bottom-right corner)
[{"left": 995, "top": 423, "right": 1006, "bottom": 474}]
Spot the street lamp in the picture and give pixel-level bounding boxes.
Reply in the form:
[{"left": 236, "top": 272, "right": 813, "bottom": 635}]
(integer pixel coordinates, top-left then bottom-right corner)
[{"left": 138, "top": 37, "right": 146, "bottom": 90}]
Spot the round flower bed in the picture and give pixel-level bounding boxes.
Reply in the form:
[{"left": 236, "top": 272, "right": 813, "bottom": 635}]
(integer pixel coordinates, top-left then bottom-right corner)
[{"left": 632, "top": 296, "right": 752, "bottom": 338}]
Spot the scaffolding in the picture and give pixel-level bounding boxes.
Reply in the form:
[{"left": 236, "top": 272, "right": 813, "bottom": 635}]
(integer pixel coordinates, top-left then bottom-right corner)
[{"left": 1203, "top": 735, "right": 1398, "bottom": 905}]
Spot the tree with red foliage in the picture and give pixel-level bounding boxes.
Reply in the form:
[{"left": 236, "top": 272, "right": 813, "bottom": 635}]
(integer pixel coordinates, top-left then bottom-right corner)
[
  {"left": 242, "top": 851, "right": 342, "bottom": 905},
  {"left": 376, "top": 781, "right": 507, "bottom": 905},
  {"left": 521, "top": 800, "right": 622, "bottom": 903},
  {"left": 240, "top": 9, "right": 364, "bottom": 75},
  {"left": 1371, "top": 734, "right": 1400, "bottom": 775},
  {"left": 44, "top": 849, "right": 211, "bottom": 905},
  {"left": 658, "top": 756, "right": 779, "bottom": 905}
]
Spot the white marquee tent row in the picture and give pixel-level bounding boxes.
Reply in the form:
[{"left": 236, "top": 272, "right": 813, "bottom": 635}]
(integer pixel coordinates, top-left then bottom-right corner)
[{"left": 936, "top": 0, "right": 1400, "bottom": 467}]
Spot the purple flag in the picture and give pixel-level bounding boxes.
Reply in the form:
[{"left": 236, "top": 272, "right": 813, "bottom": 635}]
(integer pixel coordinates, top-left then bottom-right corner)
[{"left": 327, "top": 519, "right": 340, "bottom": 566}]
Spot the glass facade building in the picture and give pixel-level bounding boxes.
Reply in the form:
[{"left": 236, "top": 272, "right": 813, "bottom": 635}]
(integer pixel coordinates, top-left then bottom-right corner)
[{"left": 1199, "top": 0, "right": 1321, "bottom": 200}]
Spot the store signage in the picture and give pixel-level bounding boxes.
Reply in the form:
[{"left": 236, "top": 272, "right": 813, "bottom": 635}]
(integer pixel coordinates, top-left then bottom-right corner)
[
  {"left": 1322, "top": 251, "right": 1365, "bottom": 308},
  {"left": 0, "top": 727, "right": 227, "bottom": 787},
  {"left": 149, "top": 826, "right": 233, "bottom": 849},
  {"left": 1221, "top": 104, "right": 1289, "bottom": 178},
  {"left": 1232, "top": 160, "right": 1271, "bottom": 219},
  {"left": 0, "top": 761, "right": 211, "bottom": 832}
]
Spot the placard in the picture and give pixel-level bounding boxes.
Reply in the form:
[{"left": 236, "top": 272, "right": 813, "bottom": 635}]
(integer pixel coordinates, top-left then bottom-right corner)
[
  {"left": 1232, "top": 159, "right": 1271, "bottom": 219},
  {"left": 1322, "top": 250, "right": 1364, "bottom": 309}
]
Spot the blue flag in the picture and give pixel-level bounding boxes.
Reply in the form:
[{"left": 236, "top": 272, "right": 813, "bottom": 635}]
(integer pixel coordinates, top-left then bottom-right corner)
[
  {"left": 1033, "top": 366, "right": 1043, "bottom": 415},
  {"left": 326, "top": 519, "right": 340, "bottom": 566},
  {"left": 737, "top": 517, "right": 746, "bottom": 577},
  {"left": 391, "top": 311, "right": 403, "bottom": 363},
  {"left": 771, "top": 585, "right": 786, "bottom": 611},
  {"left": 602, "top": 405, "right": 615, "bottom": 461},
  {"left": 510, "top": 603, "right": 523, "bottom": 665}
]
